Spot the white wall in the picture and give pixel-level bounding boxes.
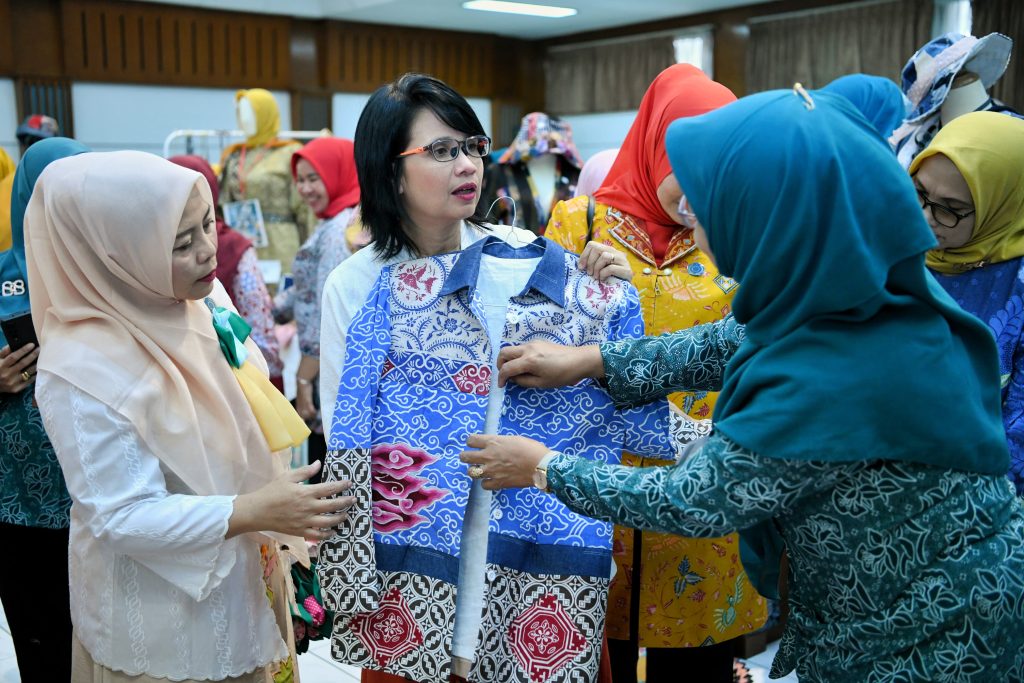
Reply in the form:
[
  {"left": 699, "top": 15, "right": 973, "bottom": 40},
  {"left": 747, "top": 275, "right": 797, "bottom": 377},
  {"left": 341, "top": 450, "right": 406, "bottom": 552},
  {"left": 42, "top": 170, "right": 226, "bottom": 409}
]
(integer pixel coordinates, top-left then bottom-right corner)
[
  {"left": 562, "top": 110, "right": 637, "bottom": 164},
  {"left": 71, "top": 83, "right": 291, "bottom": 163},
  {"left": 0, "top": 79, "right": 19, "bottom": 162},
  {"left": 332, "top": 93, "right": 492, "bottom": 140}
]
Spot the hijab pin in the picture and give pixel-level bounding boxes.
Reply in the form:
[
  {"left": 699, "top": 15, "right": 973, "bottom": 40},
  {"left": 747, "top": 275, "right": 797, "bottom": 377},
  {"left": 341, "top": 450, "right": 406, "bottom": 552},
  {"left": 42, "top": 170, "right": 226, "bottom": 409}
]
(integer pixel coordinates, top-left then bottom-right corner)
[{"left": 792, "top": 83, "right": 815, "bottom": 110}]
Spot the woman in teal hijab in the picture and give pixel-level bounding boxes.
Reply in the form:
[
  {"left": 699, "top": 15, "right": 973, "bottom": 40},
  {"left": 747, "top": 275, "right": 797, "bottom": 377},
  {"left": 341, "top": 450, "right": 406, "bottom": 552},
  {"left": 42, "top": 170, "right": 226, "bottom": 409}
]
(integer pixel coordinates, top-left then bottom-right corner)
[
  {"left": 462, "top": 90, "right": 1024, "bottom": 681},
  {"left": 820, "top": 73, "right": 908, "bottom": 140},
  {"left": 0, "top": 136, "right": 88, "bottom": 683}
]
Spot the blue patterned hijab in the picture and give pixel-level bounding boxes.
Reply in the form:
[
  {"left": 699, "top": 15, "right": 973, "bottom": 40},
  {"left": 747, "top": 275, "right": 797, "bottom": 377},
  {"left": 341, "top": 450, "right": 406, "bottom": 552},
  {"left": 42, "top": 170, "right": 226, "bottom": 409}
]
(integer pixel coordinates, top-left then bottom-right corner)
[
  {"left": 820, "top": 74, "right": 908, "bottom": 139},
  {"left": 666, "top": 90, "right": 1008, "bottom": 593},
  {"left": 0, "top": 138, "right": 89, "bottom": 327}
]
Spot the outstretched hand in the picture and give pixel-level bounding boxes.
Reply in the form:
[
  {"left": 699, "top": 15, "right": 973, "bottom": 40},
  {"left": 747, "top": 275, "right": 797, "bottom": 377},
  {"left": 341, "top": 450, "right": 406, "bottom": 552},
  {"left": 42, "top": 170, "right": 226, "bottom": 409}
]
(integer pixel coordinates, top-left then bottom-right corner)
[
  {"left": 229, "top": 461, "right": 356, "bottom": 541},
  {"left": 496, "top": 341, "right": 604, "bottom": 389}
]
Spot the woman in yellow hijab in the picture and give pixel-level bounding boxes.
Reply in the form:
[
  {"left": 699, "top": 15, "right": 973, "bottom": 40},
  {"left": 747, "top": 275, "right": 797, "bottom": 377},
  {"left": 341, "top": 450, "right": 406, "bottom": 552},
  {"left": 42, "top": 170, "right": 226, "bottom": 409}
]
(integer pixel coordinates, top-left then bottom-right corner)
[
  {"left": 910, "top": 110, "right": 1024, "bottom": 495},
  {"left": 219, "top": 89, "right": 311, "bottom": 277}
]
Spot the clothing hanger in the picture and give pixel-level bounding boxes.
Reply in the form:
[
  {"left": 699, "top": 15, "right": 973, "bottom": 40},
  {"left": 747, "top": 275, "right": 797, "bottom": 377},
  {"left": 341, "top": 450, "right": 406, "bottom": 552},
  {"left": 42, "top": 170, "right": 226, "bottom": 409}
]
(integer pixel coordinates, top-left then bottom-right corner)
[{"left": 484, "top": 196, "right": 535, "bottom": 248}]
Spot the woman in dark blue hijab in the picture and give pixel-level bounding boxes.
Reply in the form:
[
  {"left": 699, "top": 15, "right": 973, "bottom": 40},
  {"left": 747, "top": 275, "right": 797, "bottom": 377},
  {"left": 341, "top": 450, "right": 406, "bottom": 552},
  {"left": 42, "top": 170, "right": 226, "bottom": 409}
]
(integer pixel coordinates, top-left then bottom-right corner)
[{"left": 468, "top": 89, "right": 1024, "bottom": 682}]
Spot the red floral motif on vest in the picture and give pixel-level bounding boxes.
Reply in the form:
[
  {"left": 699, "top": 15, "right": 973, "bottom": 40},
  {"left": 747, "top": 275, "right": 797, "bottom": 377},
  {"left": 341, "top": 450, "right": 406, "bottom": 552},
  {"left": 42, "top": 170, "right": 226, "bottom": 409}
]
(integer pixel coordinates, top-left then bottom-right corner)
[
  {"left": 348, "top": 587, "right": 424, "bottom": 667},
  {"left": 508, "top": 593, "right": 588, "bottom": 682},
  {"left": 452, "top": 363, "right": 492, "bottom": 395}
]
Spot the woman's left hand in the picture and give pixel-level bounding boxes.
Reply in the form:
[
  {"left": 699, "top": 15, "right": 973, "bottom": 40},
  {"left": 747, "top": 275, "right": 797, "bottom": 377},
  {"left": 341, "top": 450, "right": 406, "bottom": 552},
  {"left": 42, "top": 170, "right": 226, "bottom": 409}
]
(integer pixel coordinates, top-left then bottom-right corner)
[
  {"left": 460, "top": 434, "right": 551, "bottom": 490},
  {"left": 580, "top": 241, "right": 631, "bottom": 282}
]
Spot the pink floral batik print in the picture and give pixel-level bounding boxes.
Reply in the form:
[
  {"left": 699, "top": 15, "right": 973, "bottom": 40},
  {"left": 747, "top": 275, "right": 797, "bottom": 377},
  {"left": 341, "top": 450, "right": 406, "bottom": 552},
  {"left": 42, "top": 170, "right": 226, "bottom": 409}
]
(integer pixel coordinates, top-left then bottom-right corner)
[{"left": 370, "top": 443, "right": 449, "bottom": 533}]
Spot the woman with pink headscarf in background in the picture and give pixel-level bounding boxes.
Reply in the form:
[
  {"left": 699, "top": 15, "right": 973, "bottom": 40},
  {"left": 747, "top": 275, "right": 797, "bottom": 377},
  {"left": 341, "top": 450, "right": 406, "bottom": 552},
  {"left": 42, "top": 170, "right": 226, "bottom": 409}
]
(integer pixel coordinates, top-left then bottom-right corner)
[{"left": 574, "top": 148, "right": 620, "bottom": 199}]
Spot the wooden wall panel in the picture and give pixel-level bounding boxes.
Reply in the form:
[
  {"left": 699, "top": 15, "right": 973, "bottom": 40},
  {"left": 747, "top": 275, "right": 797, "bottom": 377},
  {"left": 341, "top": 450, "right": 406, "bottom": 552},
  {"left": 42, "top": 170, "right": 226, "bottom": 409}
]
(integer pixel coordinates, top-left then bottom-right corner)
[
  {"left": 0, "top": 0, "right": 13, "bottom": 76},
  {"left": 9, "top": 0, "right": 64, "bottom": 79},
  {"left": 324, "top": 22, "right": 501, "bottom": 97},
  {"left": 60, "top": 0, "right": 291, "bottom": 88}
]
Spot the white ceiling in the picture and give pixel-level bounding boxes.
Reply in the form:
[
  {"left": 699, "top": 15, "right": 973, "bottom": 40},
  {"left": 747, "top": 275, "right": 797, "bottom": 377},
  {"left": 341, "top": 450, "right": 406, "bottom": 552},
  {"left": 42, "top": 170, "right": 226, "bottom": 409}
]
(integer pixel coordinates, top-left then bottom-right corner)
[{"left": 126, "top": 0, "right": 779, "bottom": 39}]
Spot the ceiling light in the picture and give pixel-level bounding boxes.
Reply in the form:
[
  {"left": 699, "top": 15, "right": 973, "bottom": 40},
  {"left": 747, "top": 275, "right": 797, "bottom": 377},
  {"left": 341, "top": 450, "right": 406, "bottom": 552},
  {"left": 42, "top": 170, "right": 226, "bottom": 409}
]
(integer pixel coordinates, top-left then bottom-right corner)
[{"left": 462, "top": 1, "right": 577, "bottom": 18}]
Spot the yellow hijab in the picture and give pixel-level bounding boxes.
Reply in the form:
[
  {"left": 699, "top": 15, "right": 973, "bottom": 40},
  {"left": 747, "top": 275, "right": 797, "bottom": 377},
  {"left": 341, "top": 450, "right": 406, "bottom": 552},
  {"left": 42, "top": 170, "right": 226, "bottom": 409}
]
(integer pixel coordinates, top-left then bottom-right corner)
[
  {"left": 911, "top": 111, "right": 1024, "bottom": 273},
  {"left": 219, "top": 89, "right": 294, "bottom": 164},
  {"left": 0, "top": 149, "right": 14, "bottom": 180},
  {"left": 0, "top": 174, "right": 12, "bottom": 252},
  {"left": 0, "top": 150, "right": 15, "bottom": 251}
]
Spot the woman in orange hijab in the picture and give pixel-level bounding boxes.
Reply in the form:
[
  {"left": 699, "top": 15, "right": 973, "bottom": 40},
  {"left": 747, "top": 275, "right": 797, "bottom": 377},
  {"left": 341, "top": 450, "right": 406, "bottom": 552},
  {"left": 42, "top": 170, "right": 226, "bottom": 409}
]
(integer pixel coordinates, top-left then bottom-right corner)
[{"left": 544, "top": 64, "right": 766, "bottom": 683}]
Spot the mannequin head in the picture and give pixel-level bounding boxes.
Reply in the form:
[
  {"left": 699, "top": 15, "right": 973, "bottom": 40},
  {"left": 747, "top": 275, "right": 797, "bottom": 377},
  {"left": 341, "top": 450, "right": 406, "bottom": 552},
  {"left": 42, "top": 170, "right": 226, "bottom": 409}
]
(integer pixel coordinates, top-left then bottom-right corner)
[
  {"left": 940, "top": 71, "right": 990, "bottom": 126},
  {"left": 233, "top": 89, "right": 282, "bottom": 148},
  {"left": 236, "top": 98, "right": 258, "bottom": 137}
]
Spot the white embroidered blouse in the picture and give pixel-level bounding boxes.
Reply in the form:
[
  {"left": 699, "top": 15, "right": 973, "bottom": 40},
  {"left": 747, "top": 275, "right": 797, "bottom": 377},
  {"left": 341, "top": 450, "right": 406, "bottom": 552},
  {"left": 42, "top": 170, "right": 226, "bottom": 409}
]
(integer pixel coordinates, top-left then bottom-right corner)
[{"left": 36, "top": 372, "right": 288, "bottom": 680}]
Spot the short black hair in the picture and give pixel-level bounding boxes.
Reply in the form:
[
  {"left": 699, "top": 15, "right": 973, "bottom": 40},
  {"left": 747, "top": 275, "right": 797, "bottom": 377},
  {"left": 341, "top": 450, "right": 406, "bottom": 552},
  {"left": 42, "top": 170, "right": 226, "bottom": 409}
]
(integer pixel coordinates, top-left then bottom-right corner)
[{"left": 355, "top": 72, "right": 488, "bottom": 260}]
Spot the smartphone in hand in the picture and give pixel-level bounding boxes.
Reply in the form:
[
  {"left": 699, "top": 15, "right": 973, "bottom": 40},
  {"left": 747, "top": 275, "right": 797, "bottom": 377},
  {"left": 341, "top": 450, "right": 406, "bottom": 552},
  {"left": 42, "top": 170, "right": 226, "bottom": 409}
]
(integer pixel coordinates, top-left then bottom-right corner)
[{"left": 1, "top": 313, "right": 38, "bottom": 351}]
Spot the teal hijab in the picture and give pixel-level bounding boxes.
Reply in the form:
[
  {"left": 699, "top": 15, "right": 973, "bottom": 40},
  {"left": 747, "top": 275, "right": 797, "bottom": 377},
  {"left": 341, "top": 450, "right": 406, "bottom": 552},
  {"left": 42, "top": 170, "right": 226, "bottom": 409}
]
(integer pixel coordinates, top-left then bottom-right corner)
[
  {"left": 666, "top": 90, "right": 1008, "bottom": 594},
  {"left": 0, "top": 138, "right": 89, "bottom": 327},
  {"left": 820, "top": 74, "right": 907, "bottom": 139}
]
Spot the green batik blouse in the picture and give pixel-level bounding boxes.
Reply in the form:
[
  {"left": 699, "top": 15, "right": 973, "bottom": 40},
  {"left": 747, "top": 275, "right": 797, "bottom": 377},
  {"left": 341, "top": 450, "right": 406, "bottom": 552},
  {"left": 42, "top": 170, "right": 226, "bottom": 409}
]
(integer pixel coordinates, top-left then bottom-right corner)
[
  {"left": 0, "top": 386, "right": 71, "bottom": 528},
  {"left": 547, "top": 318, "right": 1024, "bottom": 682}
]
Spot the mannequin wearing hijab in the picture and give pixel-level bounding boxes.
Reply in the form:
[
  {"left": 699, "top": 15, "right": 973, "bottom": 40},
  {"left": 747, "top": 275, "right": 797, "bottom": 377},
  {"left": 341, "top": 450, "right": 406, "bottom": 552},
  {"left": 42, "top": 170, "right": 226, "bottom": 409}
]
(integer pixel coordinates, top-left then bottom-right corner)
[
  {"left": 478, "top": 112, "right": 583, "bottom": 232},
  {"left": 220, "top": 88, "right": 312, "bottom": 278},
  {"left": 25, "top": 151, "right": 354, "bottom": 683},
  {"left": 911, "top": 111, "right": 1024, "bottom": 495},
  {"left": 468, "top": 89, "right": 1024, "bottom": 683},
  {"left": 0, "top": 137, "right": 87, "bottom": 683},
  {"left": 544, "top": 63, "right": 764, "bottom": 683},
  {"left": 274, "top": 136, "right": 361, "bottom": 483},
  {"left": 169, "top": 155, "right": 284, "bottom": 390}
]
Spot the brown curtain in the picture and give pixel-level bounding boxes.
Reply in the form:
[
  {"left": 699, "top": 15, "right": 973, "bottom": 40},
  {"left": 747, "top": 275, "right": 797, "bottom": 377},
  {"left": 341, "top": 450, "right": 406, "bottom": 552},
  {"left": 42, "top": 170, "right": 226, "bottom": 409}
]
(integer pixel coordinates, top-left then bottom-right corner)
[
  {"left": 544, "top": 37, "right": 676, "bottom": 115},
  {"left": 746, "top": 0, "right": 933, "bottom": 94},
  {"left": 972, "top": 0, "right": 1023, "bottom": 109}
]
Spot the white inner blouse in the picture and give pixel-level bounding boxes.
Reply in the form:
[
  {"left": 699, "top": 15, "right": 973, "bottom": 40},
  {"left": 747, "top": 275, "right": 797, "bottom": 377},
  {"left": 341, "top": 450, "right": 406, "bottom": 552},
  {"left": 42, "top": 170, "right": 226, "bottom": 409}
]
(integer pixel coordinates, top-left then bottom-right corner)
[{"left": 451, "top": 252, "right": 541, "bottom": 663}]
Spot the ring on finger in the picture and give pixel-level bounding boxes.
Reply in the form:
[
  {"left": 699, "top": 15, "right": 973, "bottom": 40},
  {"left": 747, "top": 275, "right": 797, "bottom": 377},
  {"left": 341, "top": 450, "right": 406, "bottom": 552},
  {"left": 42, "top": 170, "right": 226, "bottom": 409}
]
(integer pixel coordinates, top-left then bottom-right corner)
[
  {"left": 467, "top": 464, "right": 485, "bottom": 480},
  {"left": 20, "top": 370, "right": 31, "bottom": 382}
]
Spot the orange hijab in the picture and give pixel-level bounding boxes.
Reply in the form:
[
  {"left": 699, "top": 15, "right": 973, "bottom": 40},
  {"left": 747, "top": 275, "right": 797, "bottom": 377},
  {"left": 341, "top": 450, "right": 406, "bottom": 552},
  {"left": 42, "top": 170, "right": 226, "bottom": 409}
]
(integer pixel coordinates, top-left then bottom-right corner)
[
  {"left": 25, "top": 151, "right": 300, "bottom": 510},
  {"left": 595, "top": 64, "right": 736, "bottom": 261}
]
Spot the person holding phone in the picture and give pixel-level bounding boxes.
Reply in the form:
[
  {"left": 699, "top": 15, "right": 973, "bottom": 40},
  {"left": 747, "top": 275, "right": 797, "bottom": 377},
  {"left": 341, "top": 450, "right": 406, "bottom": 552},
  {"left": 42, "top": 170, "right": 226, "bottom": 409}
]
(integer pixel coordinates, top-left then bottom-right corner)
[{"left": 0, "top": 137, "right": 88, "bottom": 683}]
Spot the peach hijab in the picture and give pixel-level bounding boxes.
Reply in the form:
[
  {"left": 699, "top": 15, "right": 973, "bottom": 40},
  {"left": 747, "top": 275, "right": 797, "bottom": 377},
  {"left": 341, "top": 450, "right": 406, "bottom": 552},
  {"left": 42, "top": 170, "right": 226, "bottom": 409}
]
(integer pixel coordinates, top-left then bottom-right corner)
[{"left": 25, "top": 151, "right": 292, "bottom": 501}]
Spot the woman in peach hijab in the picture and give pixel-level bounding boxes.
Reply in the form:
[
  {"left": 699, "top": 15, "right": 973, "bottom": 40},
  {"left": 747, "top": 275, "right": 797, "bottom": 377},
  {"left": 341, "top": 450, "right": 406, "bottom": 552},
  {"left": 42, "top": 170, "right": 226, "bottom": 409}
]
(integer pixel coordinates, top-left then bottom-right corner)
[{"left": 25, "top": 150, "right": 354, "bottom": 683}]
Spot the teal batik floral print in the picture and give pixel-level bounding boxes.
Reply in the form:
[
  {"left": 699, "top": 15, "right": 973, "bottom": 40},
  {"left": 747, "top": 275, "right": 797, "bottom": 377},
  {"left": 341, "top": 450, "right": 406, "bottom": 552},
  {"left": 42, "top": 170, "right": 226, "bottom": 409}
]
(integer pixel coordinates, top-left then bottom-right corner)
[
  {"left": 599, "top": 316, "right": 745, "bottom": 409},
  {"left": 548, "top": 437, "right": 1024, "bottom": 682},
  {"left": 0, "top": 387, "right": 71, "bottom": 529}
]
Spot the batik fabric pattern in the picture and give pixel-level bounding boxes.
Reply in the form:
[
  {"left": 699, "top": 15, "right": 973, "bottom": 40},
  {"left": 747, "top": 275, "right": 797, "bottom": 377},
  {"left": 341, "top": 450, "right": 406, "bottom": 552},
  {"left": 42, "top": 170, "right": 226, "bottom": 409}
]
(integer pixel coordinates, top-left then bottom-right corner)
[
  {"left": 932, "top": 257, "right": 1024, "bottom": 495},
  {"left": 232, "top": 247, "right": 283, "bottom": 380},
  {"left": 318, "top": 236, "right": 675, "bottom": 683},
  {"left": 0, "top": 384, "right": 71, "bottom": 529},
  {"left": 547, "top": 435, "right": 1024, "bottom": 682},
  {"left": 545, "top": 196, "right": 765, "bottom": 648},
  {"left": 221, "top": 143, "right": 311, "bottom": 275}
]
